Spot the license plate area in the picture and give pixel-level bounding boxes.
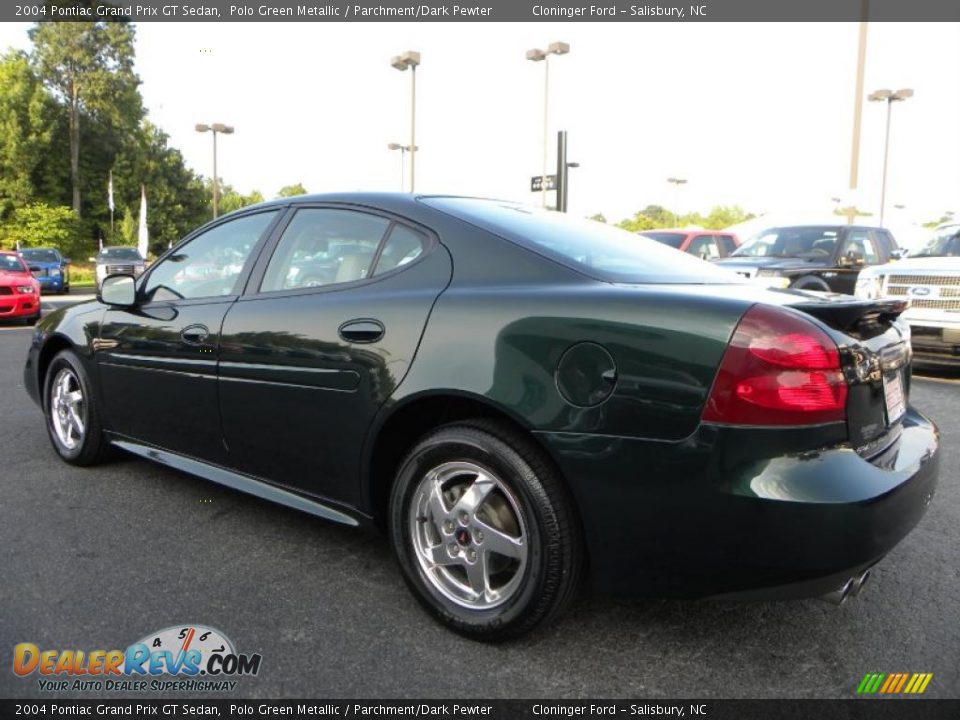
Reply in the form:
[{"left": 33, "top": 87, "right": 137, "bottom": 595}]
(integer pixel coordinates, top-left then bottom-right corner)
[{"left": 883, "top": 370, "right": 906, "bottom": 425}]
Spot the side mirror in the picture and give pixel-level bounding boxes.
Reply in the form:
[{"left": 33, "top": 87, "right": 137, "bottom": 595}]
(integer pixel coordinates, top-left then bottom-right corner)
[
  {"left": 890, "top": 248, "right": 909, "bottom": 260},
  {"left": 98, "top": 274, "right": 136, "bottom": 307}
]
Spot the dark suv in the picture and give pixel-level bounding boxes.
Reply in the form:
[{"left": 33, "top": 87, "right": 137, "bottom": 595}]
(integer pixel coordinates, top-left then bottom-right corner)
[{"left": 714, "top": 225, "right": 899, "bottom": 294}]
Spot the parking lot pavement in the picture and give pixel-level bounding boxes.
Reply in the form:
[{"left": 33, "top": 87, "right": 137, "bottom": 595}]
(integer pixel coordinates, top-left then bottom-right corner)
[{"left": 0, "top": 327, "right": 957, "bottom": 700}]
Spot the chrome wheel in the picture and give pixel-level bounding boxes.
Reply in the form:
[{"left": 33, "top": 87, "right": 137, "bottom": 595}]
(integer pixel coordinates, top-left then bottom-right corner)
[
  {"left": 409, "top": 461, "right": 528, "bottom": 610},
  {"left": 50, "top": 367, "right": 85, "bottom": 450}
]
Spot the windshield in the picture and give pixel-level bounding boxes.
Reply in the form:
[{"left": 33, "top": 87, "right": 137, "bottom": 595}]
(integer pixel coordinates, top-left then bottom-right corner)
[
  {"left": 423, "top": 198, "right": 741, "bottom": 284},
  {"left": 98, "top": 247, "right": 143, "bottom": 261},
  {"left": 0, "top": 254, "right": 28, "bottom": 273},
  {"left": 733, "top": 226, "right": 841, "bottom": 258},
  {"left": 20, "top": 249, "right": 60, "bottom": 263},
  {"left": 912, "top": 226, "right": 960, "bottom": 258},
  {"left": 639, "top": 231, "right": 686, "bottom": 249}
]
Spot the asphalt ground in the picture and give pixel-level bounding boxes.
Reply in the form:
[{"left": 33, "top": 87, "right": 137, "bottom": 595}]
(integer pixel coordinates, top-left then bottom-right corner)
[{"left": 1, "top": 299, "right": 958, "bottom": 700}]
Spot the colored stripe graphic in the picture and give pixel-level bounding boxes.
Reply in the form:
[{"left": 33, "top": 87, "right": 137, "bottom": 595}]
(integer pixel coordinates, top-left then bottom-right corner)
[{"left": 857, "top": 672, "right": 933, "bottom": 695}]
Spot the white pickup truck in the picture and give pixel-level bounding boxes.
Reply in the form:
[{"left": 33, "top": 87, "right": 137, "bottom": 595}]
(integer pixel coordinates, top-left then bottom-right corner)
[{"left": 855, "top": 223, "right": 960, "bottom": 366}]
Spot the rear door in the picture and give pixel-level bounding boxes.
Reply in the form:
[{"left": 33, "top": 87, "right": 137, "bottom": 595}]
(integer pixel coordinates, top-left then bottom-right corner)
[{"left": 218, "top": 205, "right": 452, "bottom": 507}]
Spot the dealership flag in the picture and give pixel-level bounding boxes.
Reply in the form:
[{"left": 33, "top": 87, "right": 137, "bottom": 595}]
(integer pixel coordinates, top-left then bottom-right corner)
[
  {"left": 108, "top": 171, "right": 114, "bottom": 212},
  {"left": 137, "top": 185, "right": 149, "bottom": 258}
]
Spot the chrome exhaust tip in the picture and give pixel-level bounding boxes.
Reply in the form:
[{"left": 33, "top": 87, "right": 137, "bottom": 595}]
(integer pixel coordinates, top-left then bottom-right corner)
[
  {"left": 822, "top": 577, "right": 854, "bottom": 606},
  {"left": 849, "top": 569, "right": 871, "bottom": 597}
]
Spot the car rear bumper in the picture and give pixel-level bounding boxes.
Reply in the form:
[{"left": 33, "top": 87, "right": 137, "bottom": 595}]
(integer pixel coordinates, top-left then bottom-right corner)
[
  {"left": 909, "top": 324, "right": 960, "bottom": 365},
  {"left": 536, "top": 406, "right": 939, "bottom": 598},
  {"left": 0, "top": 293, "right": 40, "bottom": 319}
]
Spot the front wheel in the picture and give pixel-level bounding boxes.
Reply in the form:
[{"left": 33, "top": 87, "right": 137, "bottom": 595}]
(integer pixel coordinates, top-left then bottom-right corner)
[
  {"left": 43, "top": 349, "right": 112, "bottom": 466},
  {"left": 389, "top": 420, "right": 583, "bottom": 640}
]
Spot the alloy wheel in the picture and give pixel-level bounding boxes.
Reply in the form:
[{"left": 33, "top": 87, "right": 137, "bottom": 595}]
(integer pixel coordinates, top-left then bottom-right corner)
[{"left": 409, "top": 461, "right": 528, "bottom": 609}]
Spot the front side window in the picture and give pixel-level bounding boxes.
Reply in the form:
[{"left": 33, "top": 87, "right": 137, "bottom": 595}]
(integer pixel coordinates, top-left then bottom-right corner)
[
  {"left": 143, "top": 211, "right": 278, "bottom": 302},
  {"left": 841, "top": 231, "right": 878, "bottom": 264},
  {"left": 260, "top": 209, "right": 391, "bottom": 292},
  {"left": 687, "top": 235, "right": 720, "bottom": 259}
]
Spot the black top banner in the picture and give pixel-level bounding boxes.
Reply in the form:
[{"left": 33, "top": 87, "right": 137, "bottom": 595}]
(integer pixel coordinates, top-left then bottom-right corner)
[
  {"left": 7, "top": 0, "right": 960, "bottom": 22},
  {"left": 2, "top": 700, "right": 960, "bottom": 720}
]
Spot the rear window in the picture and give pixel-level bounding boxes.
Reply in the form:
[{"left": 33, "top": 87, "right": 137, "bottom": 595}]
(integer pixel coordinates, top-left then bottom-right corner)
[
  {"left": 423, "top": 198, "right": 741, "bottom": 284},
  {"left": 640, "top": 231, "right": 686, "bottom": 249}
]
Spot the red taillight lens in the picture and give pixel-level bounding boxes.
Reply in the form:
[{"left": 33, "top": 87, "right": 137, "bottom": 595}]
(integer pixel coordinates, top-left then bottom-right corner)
[{"left": 703, "top": 304, "right": 848, "bottom": 426}]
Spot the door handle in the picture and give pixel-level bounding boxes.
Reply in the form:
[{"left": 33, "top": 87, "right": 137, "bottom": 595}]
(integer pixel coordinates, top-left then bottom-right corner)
[
  {"left": 181, "top": 324, "right": 210, "bottom": 344},
  {"left": 338, "top": 319, "right": 384, "bottom": 344}
]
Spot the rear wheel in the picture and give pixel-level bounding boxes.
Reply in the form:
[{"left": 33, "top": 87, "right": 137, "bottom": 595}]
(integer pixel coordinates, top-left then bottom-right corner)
[
  {"left": 389, "top": 420, "right": 583, "bottom": 640},
  {"left": 44, "top": 350, "right": 112, "bottom": 466}
]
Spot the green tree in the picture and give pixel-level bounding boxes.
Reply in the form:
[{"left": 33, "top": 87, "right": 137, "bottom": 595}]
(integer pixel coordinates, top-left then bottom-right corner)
[
  {"left": 0, "top": 202, "right": 80, "bottom": 253},
  {"left": 0, "top": 51, "right": 58, "bottom": 221},
  {"left": 277, "top": 183, "right": 308, "bottom": 198},
  {"left": 112, "top": 121, "right": 209, "bottom": 255},
  {"left": 587, "top": 213, "right": 607, "bottom": 223},
  {"left": 30, "top": 20, "right": 142, "bottom": 217},
  {"left": 218, "top": 183, "right": 264, "bottom": 215}
]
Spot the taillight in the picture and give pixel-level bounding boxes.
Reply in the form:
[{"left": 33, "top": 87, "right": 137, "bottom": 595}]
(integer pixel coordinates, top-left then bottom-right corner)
[{"left": 703, "top": 304, "right": 848, "bottom": 426}]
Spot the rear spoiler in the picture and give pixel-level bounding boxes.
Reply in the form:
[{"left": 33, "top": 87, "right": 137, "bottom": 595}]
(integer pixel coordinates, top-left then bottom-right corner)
[{"left": 792, "top": 298, "right": 908, "bottom": 333}]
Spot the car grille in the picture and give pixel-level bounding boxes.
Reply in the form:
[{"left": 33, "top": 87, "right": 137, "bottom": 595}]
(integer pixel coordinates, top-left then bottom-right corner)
[
  {"left": 0, "top": 287, "right": 12, "bottom": 296},
  {"left": 884, "top": 274, "right": 960, "bottom": 312},
  {"left": 106, "top": 264, "right": 135, "bottom": 274},
  {"left": 32, "top": 268, "right": 47, "bottom": 277}
]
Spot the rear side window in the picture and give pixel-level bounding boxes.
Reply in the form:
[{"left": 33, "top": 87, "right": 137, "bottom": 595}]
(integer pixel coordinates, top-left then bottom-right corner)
[
  {"left": 372, "top": 225, "right": 427, "bottom": 276},
  {"left": 424, "top": 198, "right": 740, "bottom": 284},
  {"left": 640, "top": 232, "right": 686, "bottom": 249},
  {"left": 260, "top": 209, "right": 390, "bottom": 292}
]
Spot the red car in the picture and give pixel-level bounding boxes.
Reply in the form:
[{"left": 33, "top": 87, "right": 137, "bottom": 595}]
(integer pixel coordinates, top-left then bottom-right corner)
[
  {"left": 0, "top": 251, "right": 42, "bottom": 325},
  {"left": 640, "top": 229, "right": 740, "bottom": 259}
]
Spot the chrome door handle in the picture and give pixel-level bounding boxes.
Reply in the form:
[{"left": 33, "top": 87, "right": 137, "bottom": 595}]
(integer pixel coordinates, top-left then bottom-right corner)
[
  {"left": 338, "top": 319, "right": 384, "bottom": 344},
  {"left": 181, "top": 324, "right": 210, "bottom": 344}
]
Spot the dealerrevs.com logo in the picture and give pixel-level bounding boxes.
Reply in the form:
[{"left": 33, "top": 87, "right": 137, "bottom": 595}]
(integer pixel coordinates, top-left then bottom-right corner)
[{"left": 13, "top": 625, "right": 262, "bottom": 693}]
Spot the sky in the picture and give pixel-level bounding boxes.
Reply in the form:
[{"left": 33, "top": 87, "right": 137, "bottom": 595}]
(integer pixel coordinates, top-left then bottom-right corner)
[{"left": 1, "top": 21, "right": 958, "bottom": 231}]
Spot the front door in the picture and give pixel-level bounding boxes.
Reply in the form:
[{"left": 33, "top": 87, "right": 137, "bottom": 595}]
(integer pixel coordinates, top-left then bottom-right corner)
[
  {"left": 217, "top": 206, "right": 451, "bottom": 507},
  {"left": 96, "top": 209, "right": 281, "bottom": 462}
]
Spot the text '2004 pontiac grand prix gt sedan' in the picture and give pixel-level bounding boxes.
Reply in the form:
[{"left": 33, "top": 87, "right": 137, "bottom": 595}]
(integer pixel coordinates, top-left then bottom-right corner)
[{"left": 24, "top": 194, "right": 939, "bottom": 639}]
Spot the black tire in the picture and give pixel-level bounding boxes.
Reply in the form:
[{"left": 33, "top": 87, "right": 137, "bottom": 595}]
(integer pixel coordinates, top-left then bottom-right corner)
[
  {"left": 389, "top": 419, "right": 583, "bottom": 641},
  {"left": 790, "top": 275, "right": 831, "bottom": 292},
  {"left": 43, "top": 349, "right": 112, "bottom": 466}
]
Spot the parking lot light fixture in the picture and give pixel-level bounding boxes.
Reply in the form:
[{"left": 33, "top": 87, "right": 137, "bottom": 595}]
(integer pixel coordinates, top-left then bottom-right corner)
[
  {"left": 196, "top": 122, "right": 235, "bottom": 219},
  {"left": 667, "top": 177, "right": 688, "bottom": 226},
  {"left": 527, "top": 41, "right": 570, "bottom": 208},
  {"left": 391, "top": 51, "right": 421, "bottom": 192},
  {"left": 387, "top": 143, "right": 419, "bottom": 192},
  {"left": 869, "top": 88, "right": 913, "bottom": 227}
]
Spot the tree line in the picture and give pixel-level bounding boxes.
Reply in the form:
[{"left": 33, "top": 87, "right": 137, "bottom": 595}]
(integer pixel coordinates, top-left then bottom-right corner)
[{"left": 0, "top": 21, "right": 306, "bottom": 259}]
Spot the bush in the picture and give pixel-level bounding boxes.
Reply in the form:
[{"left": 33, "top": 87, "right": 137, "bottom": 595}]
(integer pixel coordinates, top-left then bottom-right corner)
[{"left": 0, "top": 202, "right": 81, "bottom": 253}]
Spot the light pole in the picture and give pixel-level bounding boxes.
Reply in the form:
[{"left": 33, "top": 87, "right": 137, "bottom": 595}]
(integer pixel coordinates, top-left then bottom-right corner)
[
  {"left": 195, "top": 123, "right": 234, "bottom": 219},
  {"left": 391, "top": 51, "right": 420, "bottom": 192},
  {"left": 868, "top": 88, "right": 913, "bottom": 227},
  {"left": 667, "top": 177, "right": 687, "bottom": 226},
  {"left": 526, "top": 41, "right": 570, "bottom": 208},
  {"left": 387, "top": 143, "right": 419, "bottom": 192}
]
